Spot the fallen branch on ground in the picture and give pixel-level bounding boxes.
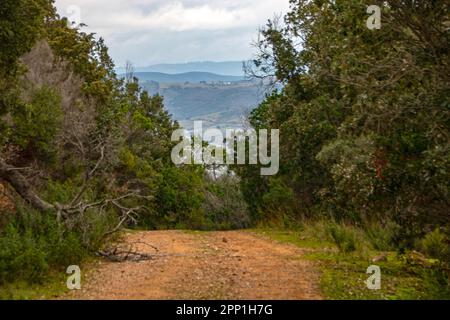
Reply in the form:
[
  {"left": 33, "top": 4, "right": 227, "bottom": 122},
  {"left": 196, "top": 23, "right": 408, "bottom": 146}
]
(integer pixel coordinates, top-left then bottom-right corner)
[{"left": 97, "top": 241, "right": 158, "bottom": 262}]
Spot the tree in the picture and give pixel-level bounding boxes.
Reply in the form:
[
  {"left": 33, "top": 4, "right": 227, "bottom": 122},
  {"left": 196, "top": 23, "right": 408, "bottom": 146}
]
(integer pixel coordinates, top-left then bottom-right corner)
[{"left": 239, "top": 0, "right": 450, "bottom": 241}]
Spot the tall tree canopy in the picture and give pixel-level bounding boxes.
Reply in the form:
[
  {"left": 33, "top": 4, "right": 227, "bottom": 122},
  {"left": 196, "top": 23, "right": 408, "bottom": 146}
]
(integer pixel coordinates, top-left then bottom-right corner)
[{"left": 238, "top": 0, "right": 449, "bottom": 247}]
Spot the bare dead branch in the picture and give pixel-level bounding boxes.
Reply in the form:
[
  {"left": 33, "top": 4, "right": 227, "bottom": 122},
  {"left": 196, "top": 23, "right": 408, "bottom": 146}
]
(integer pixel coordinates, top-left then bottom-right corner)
[
  {"left": 0, "top": 157, "right": 55, "bottom": 212},
  {"left": 97, "top": 241, "right": 157, "bottom": 262}
]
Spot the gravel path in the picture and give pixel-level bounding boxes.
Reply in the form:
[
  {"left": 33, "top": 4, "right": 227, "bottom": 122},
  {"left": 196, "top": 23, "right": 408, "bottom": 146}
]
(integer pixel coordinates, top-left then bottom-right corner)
[{"left": 64, "top": 230, "right": 322, "bottom": 300}]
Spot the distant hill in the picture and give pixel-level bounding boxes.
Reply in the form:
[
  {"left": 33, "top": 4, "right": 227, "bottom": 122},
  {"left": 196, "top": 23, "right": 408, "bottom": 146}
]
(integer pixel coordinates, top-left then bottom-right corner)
[
  {"left": 141, "top": 81, "right": 266, "bottom": 130},
  {"left": 120, "top": 65, "right": 265, "bottom": 130},
  {"left": 132, "top": 72, "right": 245, "bottom": 84},
  {"left": 117, "top": 61, "right": 246, "bottom": 77}
]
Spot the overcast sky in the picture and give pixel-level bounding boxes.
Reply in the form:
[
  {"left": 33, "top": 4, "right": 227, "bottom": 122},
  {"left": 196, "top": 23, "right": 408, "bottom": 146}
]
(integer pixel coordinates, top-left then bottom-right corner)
[{"left": 54, "top": 0, "right": 290, "bottom": 69}]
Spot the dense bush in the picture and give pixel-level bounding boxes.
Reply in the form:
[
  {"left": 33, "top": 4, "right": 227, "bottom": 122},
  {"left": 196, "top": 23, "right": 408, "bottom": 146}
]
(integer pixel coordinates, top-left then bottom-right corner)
[
  {"left": 0, "top": 224, "right": 48, "bottom": 284},
  {"left": 153, "top": 166, "right": 206, "bottom": 229},
  {"left": 363, "top": 221, "right": 397, "bottom": 252},
  {"left": 421, "top": 268, "right": 450, "bottom": 300},
  {"left": 419, "top": 229, "right": 450, "bottom": 264},
  {"left": 0, "top": 203, "right": 114, "bottom": 284},
  {"left": 325, "top": 223, "right": 359, "bottom": 253},
  {"left": 11, "top": 86, "right": 63, "bottom": 161}
]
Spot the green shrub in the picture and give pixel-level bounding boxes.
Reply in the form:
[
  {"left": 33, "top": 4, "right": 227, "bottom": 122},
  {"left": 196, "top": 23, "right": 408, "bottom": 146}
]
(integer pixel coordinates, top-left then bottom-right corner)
[
  {"left": 419, "top": 229, "right": 450, "bottom": 263},
  {"left": 153, "top": 166, "right": 206, "bottom": 229},
  {"left": 0, "top": 225, "right": 48, "bottom": 284},
  {"left": 0, "top": 202, "right": 114, "bottom": 285},
  {"left": 326, "top": 223, "right": 359, "bottom": 253},
  {"left": 364, "top": 221, "right": 397, "bottom": 251},
  {"left": 421, "top": 267, "right": 450, "bottom": 300},
  {"left": 11, "top": 86, "right": 63, "bottom": 161}
]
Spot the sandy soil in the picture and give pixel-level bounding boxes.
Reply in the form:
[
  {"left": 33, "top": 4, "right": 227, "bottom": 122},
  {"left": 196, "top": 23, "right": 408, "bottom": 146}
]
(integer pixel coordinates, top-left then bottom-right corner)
[{"left": 64, "top": 230, "right": 322, "bottom": 300}]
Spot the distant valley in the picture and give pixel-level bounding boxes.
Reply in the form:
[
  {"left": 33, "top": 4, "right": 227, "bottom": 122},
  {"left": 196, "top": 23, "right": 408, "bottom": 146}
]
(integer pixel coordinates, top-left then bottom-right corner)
[{"left": 128, "top": 65, "right": 266, "bottom": 131}]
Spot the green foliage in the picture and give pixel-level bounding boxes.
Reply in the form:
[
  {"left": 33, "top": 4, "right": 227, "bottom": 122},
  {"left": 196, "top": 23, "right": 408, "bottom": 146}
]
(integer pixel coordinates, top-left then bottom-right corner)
[
  {"left": 0, "top": 0, "right": 259, "bottom": 292},
  {"left": 261, "top": 178, "right": 294, "bottom": 212},
  {"left": 1, "top": 0, "right": 447, "bottom": 298},
  {"left": 238, "top": 0, "right": 450, "bottom": 248},
  {"left": 257, "top": 227, "right": 450, "bottom": 300},
  {"left": 0, "top": 0, "right": 53, "bottom": 144},
  {"left": 0, "top": 224, "right": 48, "bottom": 284},
  {"left": 203, "top": 176, "right": 250, "bottom": 230},
  {"left": 11, "top": 86, "right": 63, "bottom": 161},
  {"left": 0, "top": 209, "right": 84, "bottom": 285},
  {"left": 0, "top": 197, "right": 119, "bottom": 285},
  {"left": 325, "top": 223, "right": 358, "bottom": 253},
  {"left": 0, "top": 273, "right": 67, "bottom": 300},
  {"left": 0, "top": 0, "right": 51, "bottom": 72},
  {"left": 363, "top": 221, "right": 397, "bottom": 252},
  {"left": 316, "top": 136, "right": 377, "bottom": 215},
  {"left": 155, "top": 166, "right": 206, "bottom": 229},
  {"left": 421, "top": 268, "right": 450, "bottom": 300},
  {"left": 419, "top": 229, "right": 450, "bottom": 264}
]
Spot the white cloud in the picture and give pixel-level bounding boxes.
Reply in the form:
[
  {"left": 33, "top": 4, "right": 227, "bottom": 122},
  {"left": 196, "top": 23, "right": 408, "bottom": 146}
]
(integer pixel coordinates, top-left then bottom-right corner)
[
  {"left": 54, "top": 0, "right": 291, "bottom": 66},
  {"left": 134, "top": 2, "right": 245, "bottom": 31}
]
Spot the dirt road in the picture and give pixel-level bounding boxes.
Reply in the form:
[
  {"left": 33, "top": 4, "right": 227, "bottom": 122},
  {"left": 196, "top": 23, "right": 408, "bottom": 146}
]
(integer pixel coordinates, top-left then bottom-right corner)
[{"left": 64, "top": 230, "right": 322, "bottom": 300}]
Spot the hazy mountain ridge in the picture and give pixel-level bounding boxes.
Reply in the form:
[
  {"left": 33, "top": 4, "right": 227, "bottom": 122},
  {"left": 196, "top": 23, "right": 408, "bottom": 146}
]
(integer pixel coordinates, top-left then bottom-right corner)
[
  {"left": 116, "top": 61, "right": 246, "bottom": 76},
  {"left": 133, "top": 71, "right": 245, "bottom": 83},
  {"left": 127, "top": 67, "right": 262, "bottom": 130},
  {"left": 140, "top": 81, "right": 265, "bottom": 130}
]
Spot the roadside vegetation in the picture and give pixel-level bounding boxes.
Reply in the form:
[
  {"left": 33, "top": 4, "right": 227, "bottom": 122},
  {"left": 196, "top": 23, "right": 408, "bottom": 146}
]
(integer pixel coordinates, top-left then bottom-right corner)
[
  {"left": 256, "top": 221, "right": 450, "bottom": 300},
  {"left": 236, "top": 0, "right": 449, "bottom": 299},
  {"left": 0, "top": 0, "right": 448, "bottom": 299},
  {"left": 0, "top": 0, "right": 249, "bottom": 294}
]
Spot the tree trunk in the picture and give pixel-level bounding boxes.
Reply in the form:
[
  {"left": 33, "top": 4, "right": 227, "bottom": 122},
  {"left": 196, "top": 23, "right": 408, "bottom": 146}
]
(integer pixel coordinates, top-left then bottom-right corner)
[{"left": 0, "top": 158, "right": 54, "bottom": 212}]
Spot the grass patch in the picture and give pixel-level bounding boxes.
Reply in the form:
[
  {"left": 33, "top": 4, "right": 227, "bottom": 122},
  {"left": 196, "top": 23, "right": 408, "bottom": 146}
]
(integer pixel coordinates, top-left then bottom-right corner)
[
  {"left": 0, "top": 271, "right": 68, "bottom": 300},
  {"left": 253, "top": 226, "right": 449, "bottom": 300},
  {"left": 0, "top": 256, "right": 107, "bottom": 300},
  {"left": 252, "top": 228, "right": 334, "bottom": 249}
]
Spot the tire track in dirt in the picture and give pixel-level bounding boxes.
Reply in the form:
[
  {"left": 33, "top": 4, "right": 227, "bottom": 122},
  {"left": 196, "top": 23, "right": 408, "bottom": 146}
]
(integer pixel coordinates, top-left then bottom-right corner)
[{"left": 64, "top": 230, "right": 322, "bottom": 300}]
